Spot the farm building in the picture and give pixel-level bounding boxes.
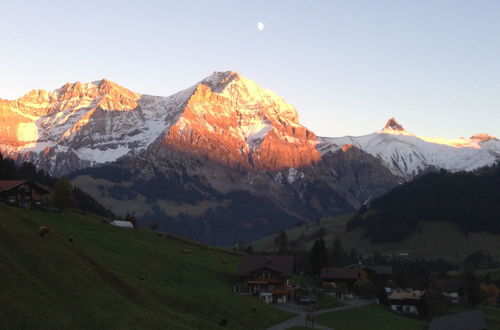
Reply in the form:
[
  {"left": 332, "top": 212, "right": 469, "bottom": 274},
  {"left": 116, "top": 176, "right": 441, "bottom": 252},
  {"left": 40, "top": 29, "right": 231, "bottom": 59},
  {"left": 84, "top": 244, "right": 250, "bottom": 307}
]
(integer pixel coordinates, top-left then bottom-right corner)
[
  {"left": 0, "top": 180, "right": 50, "bottom": 208},
  {"left": 234, "top": 255, "right": 294, "bottom": 304},
  {"left": 110, "top": 220, "right": 134, "bottom": 229}
]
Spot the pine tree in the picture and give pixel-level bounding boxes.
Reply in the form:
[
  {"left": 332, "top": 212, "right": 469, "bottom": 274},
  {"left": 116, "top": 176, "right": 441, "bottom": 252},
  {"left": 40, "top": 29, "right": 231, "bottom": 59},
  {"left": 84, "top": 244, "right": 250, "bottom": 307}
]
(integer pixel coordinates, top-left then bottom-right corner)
[
  {"left": 330, "top": 236, "right": 344, "bottom": 267},
  {"left": 53, "top": 177, "right": 76, "bottom": 210},
  {"left": 310, "top": 238, "right": 328, "bottom": 276},
  {"left": 273, "top": 230, "right": 289, "bottom": 255}
]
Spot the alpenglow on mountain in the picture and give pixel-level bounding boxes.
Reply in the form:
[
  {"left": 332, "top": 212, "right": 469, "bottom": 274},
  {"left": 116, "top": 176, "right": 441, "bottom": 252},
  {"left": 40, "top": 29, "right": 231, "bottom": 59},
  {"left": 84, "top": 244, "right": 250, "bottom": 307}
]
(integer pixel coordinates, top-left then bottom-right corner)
[
  {"left": 1, "top": 71, "right": 498, "bottom": 178},
  {"left": 1, "top": 71, "right": 499, "bottom": 244}
]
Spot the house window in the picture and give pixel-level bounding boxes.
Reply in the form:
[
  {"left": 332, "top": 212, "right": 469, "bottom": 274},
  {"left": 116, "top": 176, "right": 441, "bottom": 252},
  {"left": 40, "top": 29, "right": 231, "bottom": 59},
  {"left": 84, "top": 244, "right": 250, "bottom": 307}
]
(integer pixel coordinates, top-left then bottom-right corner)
[{"left": 259, "top": 271, "right": 270, "bottom": 278}]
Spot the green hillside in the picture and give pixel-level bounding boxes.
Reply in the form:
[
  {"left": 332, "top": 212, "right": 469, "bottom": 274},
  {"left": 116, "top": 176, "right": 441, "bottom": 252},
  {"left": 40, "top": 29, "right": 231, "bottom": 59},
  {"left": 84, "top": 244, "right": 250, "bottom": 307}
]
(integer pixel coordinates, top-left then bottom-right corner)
[
  {"left": 0, "top": 204, "right": 291, "bottom": 329},
  {"left": 253, "top": 215, "right": 500, "bottom": 262}
]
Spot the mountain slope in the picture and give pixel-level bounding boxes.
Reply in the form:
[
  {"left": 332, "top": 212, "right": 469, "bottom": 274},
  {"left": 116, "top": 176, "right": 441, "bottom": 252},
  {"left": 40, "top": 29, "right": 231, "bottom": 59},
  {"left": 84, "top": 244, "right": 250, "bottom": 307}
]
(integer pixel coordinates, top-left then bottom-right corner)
[
  {"left": 319, "top": 118, "right": 500, "bottom": 179},
  {"left": 0, "top": 204, "right": 291, "bottom": 329}
]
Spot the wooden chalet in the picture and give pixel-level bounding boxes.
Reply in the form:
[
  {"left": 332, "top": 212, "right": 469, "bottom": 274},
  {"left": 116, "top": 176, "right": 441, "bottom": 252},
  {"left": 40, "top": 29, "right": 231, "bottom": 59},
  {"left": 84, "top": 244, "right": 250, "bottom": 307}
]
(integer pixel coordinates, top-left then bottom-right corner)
[
  {"left": 321, "top": 267, "right": 360, "bottom": 295},
  {"left": 234, "top": 255, "right": 294, "bottom": 304},
  {"left": 0, "top": 180, "right": 50, "bottom": 208},
  {"left": 387, "top": 288, "right": 424, "bottom": 316},
  {"left": 436, "top": 279, "right": 462, "bottom": 304}
]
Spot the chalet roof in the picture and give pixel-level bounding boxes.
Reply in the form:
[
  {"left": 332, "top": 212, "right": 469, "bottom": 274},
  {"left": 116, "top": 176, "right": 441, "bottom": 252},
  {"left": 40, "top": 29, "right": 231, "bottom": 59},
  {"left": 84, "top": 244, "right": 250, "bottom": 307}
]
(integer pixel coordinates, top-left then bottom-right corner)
[
  {"left": 429, "top": 310, "right": 486, "bottom": 330},
  {"left": 0, "top": 180, "right": 28, "bottom": 192},
  {"left": 368, "top": 265, "right": 393, "bottom": 276},
  {"left": 436, "top": 279, "right": 461, "bottom": 292},
  {"left": 321, "top": 267, "right": 359, "bottom": 280},
  {"left": 346, "top": 264, "right": 393, "bottom": 276},
  {"left": 238, "top": 255, "right": 294, "bottom": 277},
  {"left": 0, "top": 180, "right": 51, "bottom": 194},
  {"left": 388, "top": 288, "right": 424, "bottom": 300}
]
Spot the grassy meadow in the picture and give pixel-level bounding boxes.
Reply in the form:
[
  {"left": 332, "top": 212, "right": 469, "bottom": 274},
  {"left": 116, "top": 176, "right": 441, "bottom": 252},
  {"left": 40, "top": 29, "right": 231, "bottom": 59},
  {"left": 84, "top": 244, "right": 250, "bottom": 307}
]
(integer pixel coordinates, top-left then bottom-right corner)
[
  {"left": 315, "top": 304, "right": 428, "bottom": 330},
  {"left": 0, "top": 204, "right": 292, "bottom": 329}
]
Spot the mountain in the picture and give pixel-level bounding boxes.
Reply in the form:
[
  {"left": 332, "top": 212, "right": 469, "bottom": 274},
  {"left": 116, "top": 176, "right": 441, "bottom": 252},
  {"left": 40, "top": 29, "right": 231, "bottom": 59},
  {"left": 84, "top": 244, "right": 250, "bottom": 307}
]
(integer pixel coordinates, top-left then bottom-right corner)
[
  {"left": 318, "top": 118, "right": 500, "bottom": 179},
  {"left": 0, "top": 79, "right": 195, "bottom": 175},
  {"left": 0, "top": 72, "right": 320, "bottom": 175},
  {"left": 1, "top": 72, "right": 498, "bottom": 244},
  {"left": 62, "top": 72, "right": 397, "bottom": 244}
]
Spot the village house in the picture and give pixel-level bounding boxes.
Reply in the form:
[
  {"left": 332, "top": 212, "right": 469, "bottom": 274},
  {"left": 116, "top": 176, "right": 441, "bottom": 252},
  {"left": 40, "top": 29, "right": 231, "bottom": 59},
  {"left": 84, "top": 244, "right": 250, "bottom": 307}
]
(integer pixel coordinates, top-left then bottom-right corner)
[
  {"left": 234, "top": 255, "right": 294, "bottom": 304},
  {"left": 345, "top": 264, "right": 394, "bottom": 283},
  {"left": 320, "top": 267, "right": 360, "bottom": 298},
  {"left": 0, "top": 180, "right": 50, "bottom": 209},
  {"left": 387, "top": 287, "right": 424, "bottom": 316},
  {"left": 436, "top": 279, "right": 462, "bottom": 304}
]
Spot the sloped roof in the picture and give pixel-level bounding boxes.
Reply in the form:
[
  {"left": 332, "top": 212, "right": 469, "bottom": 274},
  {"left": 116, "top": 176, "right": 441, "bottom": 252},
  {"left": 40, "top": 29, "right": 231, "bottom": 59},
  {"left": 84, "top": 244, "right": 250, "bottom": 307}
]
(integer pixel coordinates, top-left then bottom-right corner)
[
  {"left": 429, "top": 310, "right": 486, "bottom": 330},
  {"left": 238, "top": 255, "right": 294, "bottom": 277},
  {"left": 0, "top": 180, "right": 51, "bottom": 193},
  {"left": 0, "top": 180, "right": 28, "bottom": 192},
  {"left": 388, "top": 288, "right": 424, "bottom": 300},
  {"left": 368, "top": 265, "right": 393, "bottom": 276},
  {"left": 321, "top": 267, "right": 359, "bottom": 280},
  {"left": 436, "top": 279, "right": 461, "bottom": 292}
]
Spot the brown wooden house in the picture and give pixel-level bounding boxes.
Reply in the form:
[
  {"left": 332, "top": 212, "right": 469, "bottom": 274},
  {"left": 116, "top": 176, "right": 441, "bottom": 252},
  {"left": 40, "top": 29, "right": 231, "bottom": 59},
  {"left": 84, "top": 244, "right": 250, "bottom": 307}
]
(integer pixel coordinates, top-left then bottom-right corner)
[
  {"left": 0, "top": 180, "right": 50, "bottom": 208},
  {"left": 321, "top": 267, "right": 360, "bottom": 297},
  {"left": 234, "top": 255, "right": 294, "bottom": 304}
]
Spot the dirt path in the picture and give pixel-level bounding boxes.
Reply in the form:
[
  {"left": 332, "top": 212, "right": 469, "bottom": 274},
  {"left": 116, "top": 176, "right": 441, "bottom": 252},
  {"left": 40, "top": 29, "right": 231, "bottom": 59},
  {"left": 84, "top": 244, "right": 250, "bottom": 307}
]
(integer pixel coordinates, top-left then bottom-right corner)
[{"left": 267, "top": 298, "right": 373, "bottom": 330}]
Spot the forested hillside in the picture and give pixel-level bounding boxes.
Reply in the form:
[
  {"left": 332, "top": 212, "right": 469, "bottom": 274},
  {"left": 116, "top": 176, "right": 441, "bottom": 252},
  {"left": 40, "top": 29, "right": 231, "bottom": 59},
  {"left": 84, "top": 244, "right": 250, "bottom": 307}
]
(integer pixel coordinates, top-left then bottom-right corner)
[{"left": 348, "top": 164, "right": 500, "bottom": 243}]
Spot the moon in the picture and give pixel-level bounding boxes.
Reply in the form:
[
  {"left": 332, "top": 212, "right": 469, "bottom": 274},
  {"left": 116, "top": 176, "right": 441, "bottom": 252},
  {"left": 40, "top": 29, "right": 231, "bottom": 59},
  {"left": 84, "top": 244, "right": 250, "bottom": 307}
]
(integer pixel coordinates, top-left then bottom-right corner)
[{"left": 257, "top": 22, "right": 264, "bottom": 31}]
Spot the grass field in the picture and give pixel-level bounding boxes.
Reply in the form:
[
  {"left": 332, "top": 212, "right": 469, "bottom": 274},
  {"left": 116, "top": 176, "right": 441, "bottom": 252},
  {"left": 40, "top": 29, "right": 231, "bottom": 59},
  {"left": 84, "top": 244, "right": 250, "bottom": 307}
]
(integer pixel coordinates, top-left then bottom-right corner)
[
  {"left": 483, "top": 306, "right": 500, "bottom": 330},
  {"left": 315, "top": 304, "right": 428, "bottom": 330},
  {"left": 309, "top": 294, "right": 344, "bottom": 312},
  {"left": 0, "top": 204, "right": 291, "bottom": 329},
  {"left": 253, "top": 215, "right": 500, "bottom": 262}
]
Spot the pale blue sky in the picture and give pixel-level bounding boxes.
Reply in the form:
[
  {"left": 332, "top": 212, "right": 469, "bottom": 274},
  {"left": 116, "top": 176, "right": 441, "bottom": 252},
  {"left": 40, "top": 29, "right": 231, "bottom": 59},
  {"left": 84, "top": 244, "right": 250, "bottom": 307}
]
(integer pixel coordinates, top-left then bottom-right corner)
[{"left": 1, "top": 0, "right": 499, "bottom": 138}]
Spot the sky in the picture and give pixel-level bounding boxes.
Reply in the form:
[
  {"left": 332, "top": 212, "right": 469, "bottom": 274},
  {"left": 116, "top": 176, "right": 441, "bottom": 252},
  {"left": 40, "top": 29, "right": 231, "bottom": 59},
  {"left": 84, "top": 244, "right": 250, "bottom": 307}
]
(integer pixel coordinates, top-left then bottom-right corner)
[{"left": 1, "top": 0, "right": 499, "bottom": 139}]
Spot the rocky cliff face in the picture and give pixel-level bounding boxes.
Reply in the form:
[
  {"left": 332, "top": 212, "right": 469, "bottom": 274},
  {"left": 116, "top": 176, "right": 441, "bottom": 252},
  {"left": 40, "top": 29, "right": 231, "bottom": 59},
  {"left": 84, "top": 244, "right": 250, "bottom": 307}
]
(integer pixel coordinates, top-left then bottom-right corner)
[{"left": 162, "top": 71, "right": 320, "bottom": 170}]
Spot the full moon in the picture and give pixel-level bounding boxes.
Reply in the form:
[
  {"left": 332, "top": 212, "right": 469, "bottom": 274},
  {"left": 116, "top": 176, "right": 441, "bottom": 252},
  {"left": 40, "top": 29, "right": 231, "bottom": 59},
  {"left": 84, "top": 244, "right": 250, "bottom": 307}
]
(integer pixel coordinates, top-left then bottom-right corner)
[{"left": 257, "top": 22, "right": 264, "bottom": 31}]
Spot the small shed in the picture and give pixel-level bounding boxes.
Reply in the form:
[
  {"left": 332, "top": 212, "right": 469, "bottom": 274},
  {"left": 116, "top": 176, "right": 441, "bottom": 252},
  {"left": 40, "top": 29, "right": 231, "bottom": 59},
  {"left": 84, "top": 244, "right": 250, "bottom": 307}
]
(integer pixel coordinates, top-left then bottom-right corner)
[{"left": 110, "top": 220, "right": 134, "bottom": 229}]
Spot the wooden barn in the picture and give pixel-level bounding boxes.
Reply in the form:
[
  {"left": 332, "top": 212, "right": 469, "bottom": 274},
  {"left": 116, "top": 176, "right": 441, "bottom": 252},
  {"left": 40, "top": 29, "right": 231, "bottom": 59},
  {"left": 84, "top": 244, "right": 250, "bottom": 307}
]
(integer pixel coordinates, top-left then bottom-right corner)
[{"left": 0, "top": 180, "right": 50, "bottom": 208}]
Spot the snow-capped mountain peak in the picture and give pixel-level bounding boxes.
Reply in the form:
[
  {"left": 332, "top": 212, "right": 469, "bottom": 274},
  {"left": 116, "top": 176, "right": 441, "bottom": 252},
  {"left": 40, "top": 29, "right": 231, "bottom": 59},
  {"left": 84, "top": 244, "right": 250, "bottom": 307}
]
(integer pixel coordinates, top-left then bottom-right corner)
[
  {"left": 382, "top": 117, "right": 406, "bottom": 133},
  {"left": 319, "top": 118, "right": 500, "bottom": 179},
  {"left": 161, "top": 71, "right": 320, "bottom": 170}
]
